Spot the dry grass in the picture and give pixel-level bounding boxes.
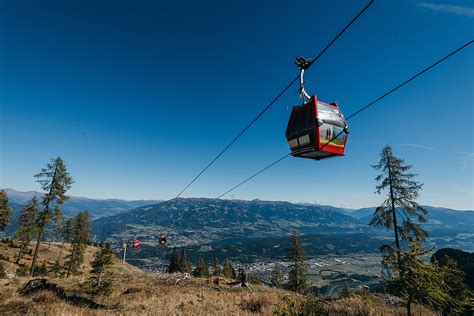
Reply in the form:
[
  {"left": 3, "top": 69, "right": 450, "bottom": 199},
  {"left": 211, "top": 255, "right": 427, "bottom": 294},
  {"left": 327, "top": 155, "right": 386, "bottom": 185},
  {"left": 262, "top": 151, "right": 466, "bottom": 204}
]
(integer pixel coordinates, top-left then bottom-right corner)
[
  {"left": 327, "top": 294, "right": 437, "bottom": 316},
  {"left": 0, "top": 242, "right": 438, "bottom": 315}
]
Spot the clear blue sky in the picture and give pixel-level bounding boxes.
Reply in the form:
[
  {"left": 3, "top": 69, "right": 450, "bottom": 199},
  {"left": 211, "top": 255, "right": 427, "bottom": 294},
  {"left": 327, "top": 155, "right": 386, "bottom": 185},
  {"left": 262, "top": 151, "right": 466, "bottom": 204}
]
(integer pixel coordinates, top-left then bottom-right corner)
[{"left": 1, "top": 0, "right": 472, "bottom": 209}]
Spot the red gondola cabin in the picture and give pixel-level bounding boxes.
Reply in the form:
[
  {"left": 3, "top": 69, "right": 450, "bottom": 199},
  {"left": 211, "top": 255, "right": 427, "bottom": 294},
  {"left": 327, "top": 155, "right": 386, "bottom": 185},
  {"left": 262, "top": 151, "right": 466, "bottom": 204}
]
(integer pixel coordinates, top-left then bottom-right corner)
[
  {"left": 159, "top": 235, "right": 167, "bottom": 246},
  {"left": 133, "top": 240, "right": 141, "bottom": 249},
  {"left": 286, "top": 95, "right": 348, "bottom": 160}
]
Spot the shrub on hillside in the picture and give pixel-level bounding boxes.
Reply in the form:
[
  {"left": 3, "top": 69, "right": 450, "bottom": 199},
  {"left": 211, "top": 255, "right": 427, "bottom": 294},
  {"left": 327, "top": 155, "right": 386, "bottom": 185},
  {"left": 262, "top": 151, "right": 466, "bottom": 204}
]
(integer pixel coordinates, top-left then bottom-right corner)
[
  {"left": 16, "top": 265, "right": 30, "bottom": 277},
  {"left": 33, "top": 263, "right": 49, "bottom": 276},
  {"left": 248, "top": 273, "right": 261, "bottom": 285},
  {"left": 240, "top": 297, "right": 269, "bottom": 313},
  {"left": 274, "top": 294, "right": 326, "bottom": 316}
]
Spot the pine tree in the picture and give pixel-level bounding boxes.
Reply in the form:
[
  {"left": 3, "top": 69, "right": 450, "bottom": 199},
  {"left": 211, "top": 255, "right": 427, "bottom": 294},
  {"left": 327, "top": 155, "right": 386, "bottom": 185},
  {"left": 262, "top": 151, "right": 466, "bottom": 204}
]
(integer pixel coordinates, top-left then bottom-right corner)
[
  {"left": 30, "top": 157, "right": 74, "bottom": 275},
  {"left": 66, "top": 211, "right": 91, "bottom": 277},
  {"left": 371, "top": 145, "right": 427, "bottom": 266},
  {"left": 15, "top": 197, "right": 39, "bottom": 264},
  {"left": 222, "top": 259, "right": 236, "bottom": 279},
  {"left": 0, "top": 189, "right": 13, "bottom": 231},
  {"left": 88, "top": 243, "right": 114, "bottom": 295},
  {"left": 167, "top": 247, "right": 179, "bottom": 273},
  {"left": 178, "top": 248, "right": 192, "bottom": 273},
  {"left": 270, "top": 266, "right": 283, "bottom": 288},
  {"left": 212, "top": 257, "right": 221, "bottom": 277},
  {"left": 287, "top": 231, "right": 308, "bottom": 294},
  {"left": 193, "top": 257, "right": 209, "bottom": 277}
]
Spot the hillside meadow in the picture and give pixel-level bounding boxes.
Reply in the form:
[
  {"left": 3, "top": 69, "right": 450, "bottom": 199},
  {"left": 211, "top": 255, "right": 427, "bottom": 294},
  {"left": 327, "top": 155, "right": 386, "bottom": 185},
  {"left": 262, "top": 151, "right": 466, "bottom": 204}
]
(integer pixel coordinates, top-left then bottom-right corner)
[{"left": 0, "top": 241, "right": 437, "bottom": 315}]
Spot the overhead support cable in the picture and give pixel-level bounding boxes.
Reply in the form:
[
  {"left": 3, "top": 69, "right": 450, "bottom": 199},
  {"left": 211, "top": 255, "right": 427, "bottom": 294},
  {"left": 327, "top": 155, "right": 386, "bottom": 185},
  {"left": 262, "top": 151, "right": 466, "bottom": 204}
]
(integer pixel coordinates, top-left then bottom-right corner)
[
  {"left": 175, "top": 1, "right": 374, "bottom": 198},
  {"left": 215, "top": 40, "right": 473, "bottom": 199}
]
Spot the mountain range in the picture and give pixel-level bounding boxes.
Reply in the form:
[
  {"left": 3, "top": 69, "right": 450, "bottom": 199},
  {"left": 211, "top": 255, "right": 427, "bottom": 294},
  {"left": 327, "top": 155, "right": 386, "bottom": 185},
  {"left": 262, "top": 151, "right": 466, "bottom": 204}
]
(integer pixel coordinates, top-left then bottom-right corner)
[
  {"left": 2, "top": 189, "right": 473, "bottom": 257},
  {"left": 1, "top": 188, "right": 161, "bottom": 235},
  {"left": 3, "top": 188, "right": 161, "bottom": 219}
]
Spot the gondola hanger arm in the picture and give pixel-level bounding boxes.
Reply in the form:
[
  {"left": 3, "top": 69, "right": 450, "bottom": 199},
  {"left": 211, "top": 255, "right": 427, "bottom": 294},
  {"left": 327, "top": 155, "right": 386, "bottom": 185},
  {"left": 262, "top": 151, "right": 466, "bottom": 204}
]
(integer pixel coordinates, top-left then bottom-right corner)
[{"left": 295, "top": 56, "right": 312, "bottom": 103}]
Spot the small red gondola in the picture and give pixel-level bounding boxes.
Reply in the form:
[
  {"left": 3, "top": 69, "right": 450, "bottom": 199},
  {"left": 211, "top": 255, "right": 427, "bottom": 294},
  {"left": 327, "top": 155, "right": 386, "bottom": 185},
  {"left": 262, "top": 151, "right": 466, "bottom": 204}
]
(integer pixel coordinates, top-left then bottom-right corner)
[
  {"left": 133, "top": 240, "right": 141, "bottom": 249},
  {"left": 159, "top": 235, "right": 167, "bottom": 246},
  {"left": 285, "top": 57, "right": 349, "bottom": 160}
]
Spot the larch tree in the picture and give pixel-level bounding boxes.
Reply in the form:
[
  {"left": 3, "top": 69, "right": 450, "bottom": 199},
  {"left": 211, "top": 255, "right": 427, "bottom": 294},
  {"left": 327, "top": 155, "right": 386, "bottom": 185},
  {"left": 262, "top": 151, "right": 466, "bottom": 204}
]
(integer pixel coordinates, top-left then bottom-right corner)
[
  {"left": 15, "top": 197, "right": 39, "bottom": 264},
  {"left": 30, "top": 157, "right": 74, "bottom": 275},
  {"left": 0, "top": 189, "right": 12, "bottom": 232},
  {"left": 287, "top": 231, "right": 308, "bottom": 294},
  {"left": 88, "top": 243, "right": 114, "bottom": 296},
  {"left": 384, "top": 241, "right": 466, "bottom": 316},
  {"left": 66, "top": 211, "right": 91, "bottom": 277},
  {"left": 371, "top": 145, "right": 427, "bottom": 266}
]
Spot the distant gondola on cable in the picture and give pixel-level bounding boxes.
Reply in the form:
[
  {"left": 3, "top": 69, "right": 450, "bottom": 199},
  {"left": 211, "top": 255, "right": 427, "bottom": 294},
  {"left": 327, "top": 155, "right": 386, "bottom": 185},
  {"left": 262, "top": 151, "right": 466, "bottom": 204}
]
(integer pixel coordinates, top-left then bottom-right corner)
[
  {"left": 159, "top": 235, "right": 167, "bottom": 246},
  {"left": 286, "top": 57, "right": 349, "bottom": 160}
]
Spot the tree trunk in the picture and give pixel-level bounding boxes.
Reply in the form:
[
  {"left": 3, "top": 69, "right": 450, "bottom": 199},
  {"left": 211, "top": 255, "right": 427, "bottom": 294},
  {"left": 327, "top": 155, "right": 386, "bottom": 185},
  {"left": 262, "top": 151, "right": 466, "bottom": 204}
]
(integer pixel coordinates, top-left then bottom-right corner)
[
  {"left": 66, "top": 245, "right": 74, "bottom": 278},
  {"left": 56, "top": 239, "right": 65, "bottom": 264},
  {"left": 30, "top": 219, "right": 45, "bottom": 276},
  {"left": 30, "top": 163, "right": 58, "bottom": 276},
  {"left": 387, "top": 154, "right": 401, "bottom": 266},
  {"left": 295, "top": 263, "right": 298, "bottom": 293},
  {"left": 98, "top": 266, "right": 104, "bottom": 288},
  {"left": 16, "top": 240, "right": 26, "bottom": 264},
  {"left": 407, "top": 296, "right": 412, "bottom": 316}
]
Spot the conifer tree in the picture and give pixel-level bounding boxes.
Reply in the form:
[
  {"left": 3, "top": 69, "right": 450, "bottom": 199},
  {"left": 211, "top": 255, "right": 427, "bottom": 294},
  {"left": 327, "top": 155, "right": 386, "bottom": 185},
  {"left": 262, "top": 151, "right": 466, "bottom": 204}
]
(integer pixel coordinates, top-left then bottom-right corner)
[
  {"left": 371, "top": 145, "right": 427, "bottom": 265},
  {"left": 287, "top": 231, "right": 308, "bottom": 294},
  {"left": 66, "top": 211, "right": 91, "bottom": 277},
  {"left": 340, "top": 282, "right": 352, "bottom": 298},
  {"left": 56, "top": 218, "right": 73, "bottom": 266},
  {"left": 0, "top": 189, "right": 12, "bottom": 231},
  {"left": 384, "top": 241, "right": 466, "bottom": 316},
  {"left": 178, "top": 248, "right": 192, "bottom": 273},
  {"left": 167, "top": 247, "right": 179, "bottom": 273},
  {"left": 238, "top": 268, "right": 247, "bottom": 284},
  {"left": 222, "top": 259, "right": 236, "bottom": 279},
  {"left": 193, "top": 257, "right": 209, "bottom": 277},
  {"left": 88, "top": 243, "right": 114, "bottom": 295},
  {"left": 270, "top": 266, "right": 283, "bottom": 288},
  {"left": 212, "top": 257, "right": 222, "bottom": 277},
  {"left": 30, "top": 157, "right": 74, "bottom": 275},
  {"left": 15, "top": 197, "right": 39, "bottom": 263}
]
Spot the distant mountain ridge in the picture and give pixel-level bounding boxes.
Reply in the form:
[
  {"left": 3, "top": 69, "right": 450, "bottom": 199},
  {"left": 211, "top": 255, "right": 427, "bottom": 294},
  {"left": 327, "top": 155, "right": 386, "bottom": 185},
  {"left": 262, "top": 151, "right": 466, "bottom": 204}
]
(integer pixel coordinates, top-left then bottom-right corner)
[
  {"left": 90, "top": 197, "right": 473, "bottom": 249},
  {"left": 3, "top": 188, "right": 161, "bottom": 219},
  {"left": 355, "top": 206, "right": 474, "bottom": 235},
  {"left": 91, "top": 197, "right": 366, "bottom": 247},
  {"left": 3, "top": 189, "right": 473, "bottom": 252},
  {"left": 1, "top": 188, "right": 162, "bottom": 235}
]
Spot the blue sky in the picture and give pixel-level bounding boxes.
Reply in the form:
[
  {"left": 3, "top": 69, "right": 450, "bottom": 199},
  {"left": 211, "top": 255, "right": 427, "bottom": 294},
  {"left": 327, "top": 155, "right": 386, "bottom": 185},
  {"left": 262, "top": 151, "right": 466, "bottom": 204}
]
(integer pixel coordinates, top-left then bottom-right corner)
[{"left": 1, "top": 0, "right": 472, "bottom": 210}]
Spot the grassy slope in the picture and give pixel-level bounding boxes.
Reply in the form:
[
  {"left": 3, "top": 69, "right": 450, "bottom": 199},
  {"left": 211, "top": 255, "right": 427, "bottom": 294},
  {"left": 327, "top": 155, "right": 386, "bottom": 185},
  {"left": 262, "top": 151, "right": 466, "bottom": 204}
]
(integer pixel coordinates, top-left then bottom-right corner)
[{"left": 0, "top": 242, "right": 435, "bottom": 315}]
